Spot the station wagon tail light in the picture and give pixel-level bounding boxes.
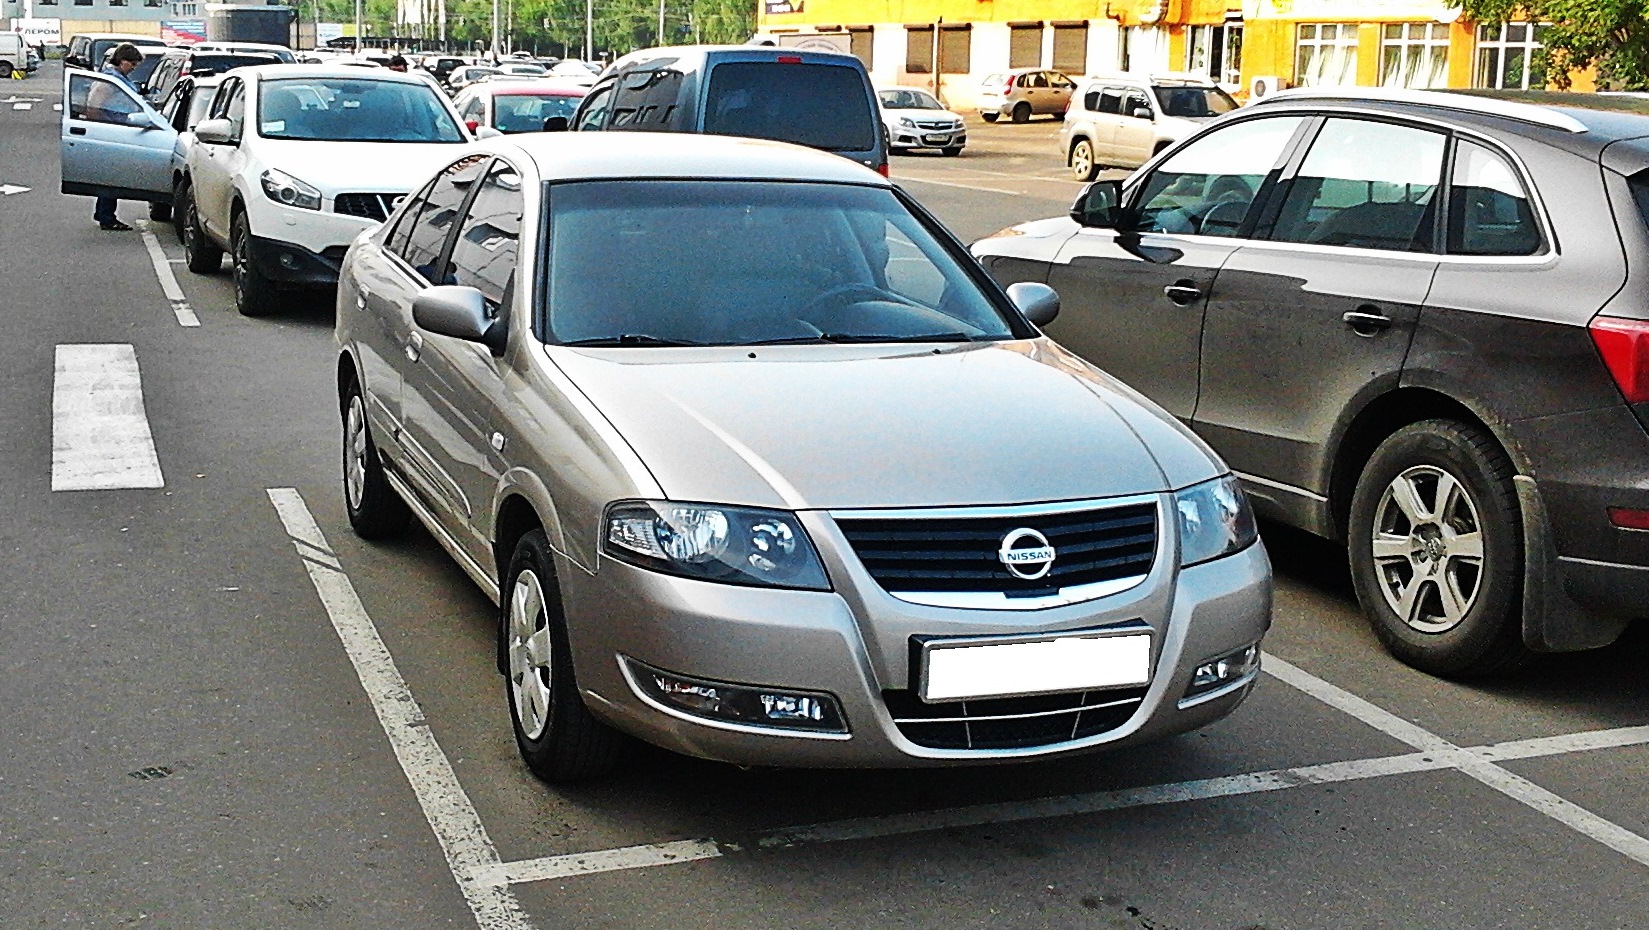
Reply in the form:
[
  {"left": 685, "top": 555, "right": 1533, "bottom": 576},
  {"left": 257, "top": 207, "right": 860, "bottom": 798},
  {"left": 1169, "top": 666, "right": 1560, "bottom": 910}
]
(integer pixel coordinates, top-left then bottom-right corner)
[{"left": 1589, "top": 315, "right": 1649, "bottom": 404}]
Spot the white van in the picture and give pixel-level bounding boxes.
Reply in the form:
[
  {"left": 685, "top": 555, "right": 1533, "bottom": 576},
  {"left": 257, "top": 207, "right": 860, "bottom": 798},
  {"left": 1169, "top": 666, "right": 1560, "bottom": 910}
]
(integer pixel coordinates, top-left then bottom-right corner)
[{"left": 0, "top": 32, "right": 28, "bottom": 78}]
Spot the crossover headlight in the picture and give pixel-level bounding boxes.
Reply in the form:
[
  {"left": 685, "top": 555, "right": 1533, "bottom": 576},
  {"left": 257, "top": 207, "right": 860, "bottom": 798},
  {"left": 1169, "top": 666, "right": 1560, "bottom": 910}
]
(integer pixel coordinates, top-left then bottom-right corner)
[
  {"left": 1174, "top": 475, "right": 1258, "bottom": 567},
  {"left": 603, "top": 501, "right": 830, "bottom": 590},
  {"left": 259, "top": 168, "right": 322, "bottom": 210}
]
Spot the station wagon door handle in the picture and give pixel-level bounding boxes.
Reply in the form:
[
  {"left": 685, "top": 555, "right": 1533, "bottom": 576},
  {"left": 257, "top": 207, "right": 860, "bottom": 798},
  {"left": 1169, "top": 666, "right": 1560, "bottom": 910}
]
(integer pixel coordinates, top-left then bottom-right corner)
[
  {"left": 405, "top": 332, "right": 422, "bottom": 363},
  {"left": 1163, "top": 282, "right": 1203, "bottom": 305},
  {"left": 1342, "top": 310, "right": 1393, "bottom": 336}
]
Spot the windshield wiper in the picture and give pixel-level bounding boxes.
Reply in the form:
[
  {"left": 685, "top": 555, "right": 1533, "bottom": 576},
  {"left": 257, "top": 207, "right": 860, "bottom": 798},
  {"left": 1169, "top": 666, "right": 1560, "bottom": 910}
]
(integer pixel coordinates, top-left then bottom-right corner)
[
  {"left": 561, "top": 334, "right": 706, "bottom": 347},
  {"left": 744, "top": 332, "right": 982, "bottom": 345}
]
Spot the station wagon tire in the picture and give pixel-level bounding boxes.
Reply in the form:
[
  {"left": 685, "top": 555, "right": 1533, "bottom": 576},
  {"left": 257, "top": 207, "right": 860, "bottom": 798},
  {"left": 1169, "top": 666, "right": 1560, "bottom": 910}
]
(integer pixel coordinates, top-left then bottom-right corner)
[
  {"left": 171, "top": 179, "right": 189, "bottom": 244},
  {"left": 1347, "top": 419, "right": 1528, "bottom": 678},
  {"left": 503, "top": 529, "right": 624, "bottom": 783},
  {"left": 148, "top": 202, "right": 171, "bottom": 223},
  {"left": 182, "top": 188, "right": 222, "bottom": 273},
  {"left": 1070, "top": 139, "right": 1098, "bottom": 181},
  {"left": 1011, "top": 102, "right": 1032, "bottom": 124},
  {"left": 341, "top": 380, "right": 409, "bottom": 539},
  {"left": 231, "top": 211, "right": 278, "bottom": 317},
  {"left": 982, "top": 112, "right": 998, "bottom": 123}
]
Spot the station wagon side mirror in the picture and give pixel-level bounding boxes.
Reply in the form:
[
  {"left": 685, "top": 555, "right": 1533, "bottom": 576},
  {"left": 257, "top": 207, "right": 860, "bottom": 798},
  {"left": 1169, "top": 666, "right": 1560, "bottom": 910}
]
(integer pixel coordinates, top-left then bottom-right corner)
[
  {"left": 413, "top": 285, "right": 506, "bottom": 354},
  {"left": 194, "top": 117, "right": 235, "bottom": 144},
  {"left": 1071, "top": 180, "right": 1124, "bottom": 229},
  {"left": 1006, "top": 282, "right": 1060, "bottom": 327}
]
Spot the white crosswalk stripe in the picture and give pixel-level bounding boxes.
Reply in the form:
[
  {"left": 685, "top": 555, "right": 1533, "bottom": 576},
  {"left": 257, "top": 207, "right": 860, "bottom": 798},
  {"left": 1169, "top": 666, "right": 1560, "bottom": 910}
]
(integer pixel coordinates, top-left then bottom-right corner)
[{"left": 51, "top": 344, "right": 165, "bottom": 491}]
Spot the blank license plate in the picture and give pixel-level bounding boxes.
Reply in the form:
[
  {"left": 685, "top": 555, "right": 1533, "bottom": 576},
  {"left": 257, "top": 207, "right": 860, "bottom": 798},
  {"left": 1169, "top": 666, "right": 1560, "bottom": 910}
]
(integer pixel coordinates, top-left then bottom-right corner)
[
  {"left": 921, "top": 632, "right": 1151, "bottom": 702},
  {"left": 923, "top": 133, "right": 951, "bottom": 144}
]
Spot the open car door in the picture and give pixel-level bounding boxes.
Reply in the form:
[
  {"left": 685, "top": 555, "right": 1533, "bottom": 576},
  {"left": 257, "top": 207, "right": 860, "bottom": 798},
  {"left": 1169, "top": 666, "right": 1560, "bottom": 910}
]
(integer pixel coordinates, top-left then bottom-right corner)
[{"left": 61, "top": 69, "right": 178, "bottom": 204}]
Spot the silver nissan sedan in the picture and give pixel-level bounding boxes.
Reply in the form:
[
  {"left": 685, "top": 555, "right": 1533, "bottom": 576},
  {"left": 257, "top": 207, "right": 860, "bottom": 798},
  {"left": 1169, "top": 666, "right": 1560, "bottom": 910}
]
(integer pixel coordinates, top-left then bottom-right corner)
[{"left": 333, "top": 132, "right": 1272, "bottom": 782}]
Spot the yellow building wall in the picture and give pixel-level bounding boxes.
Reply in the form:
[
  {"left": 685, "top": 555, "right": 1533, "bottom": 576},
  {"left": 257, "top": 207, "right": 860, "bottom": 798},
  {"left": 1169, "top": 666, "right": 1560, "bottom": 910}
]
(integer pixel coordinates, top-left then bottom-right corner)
[{"left": 759, "top": 0, "right": 1106, "bottom": 29}]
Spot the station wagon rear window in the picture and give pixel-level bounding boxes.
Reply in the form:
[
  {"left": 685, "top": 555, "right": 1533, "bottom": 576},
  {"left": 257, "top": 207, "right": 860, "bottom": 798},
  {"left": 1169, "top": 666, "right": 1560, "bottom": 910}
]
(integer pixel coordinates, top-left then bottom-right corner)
[{"left": 702, "top": 62, "right": 876, "bottom": 153}]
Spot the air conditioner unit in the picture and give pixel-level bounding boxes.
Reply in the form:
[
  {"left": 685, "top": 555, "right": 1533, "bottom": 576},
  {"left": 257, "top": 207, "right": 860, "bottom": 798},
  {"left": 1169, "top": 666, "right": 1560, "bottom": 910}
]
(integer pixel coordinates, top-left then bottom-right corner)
[{"left": 1250, "top": 75, "right": 1285, "bottom": 100}]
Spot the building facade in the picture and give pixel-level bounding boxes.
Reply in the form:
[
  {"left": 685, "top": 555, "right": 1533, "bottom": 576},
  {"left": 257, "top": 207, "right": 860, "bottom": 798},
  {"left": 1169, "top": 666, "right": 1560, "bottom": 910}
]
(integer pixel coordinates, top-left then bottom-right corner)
[{"left": 754, "top": 0, "right": 1570, "bottom": 110}]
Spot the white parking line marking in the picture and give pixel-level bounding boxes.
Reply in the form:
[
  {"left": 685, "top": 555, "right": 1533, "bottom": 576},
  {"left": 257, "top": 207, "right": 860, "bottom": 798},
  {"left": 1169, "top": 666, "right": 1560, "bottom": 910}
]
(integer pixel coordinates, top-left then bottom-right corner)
[
  {"left": 137, "top": 220, "right": 199, "bottom": 327},
  {"left": 53, "top": 103, "right": 62, "bottom": 111},
  {"left": 267, "top": 489, "right": 533, "bottom": 930},
  {"left": 13, "top": 103, "right": 31, "bottom": 110},
  {"left": 51, "top": 344, "right": 164, "bottom": 491},
  {"left": 1264, "top": 653, "right": 1649, "bottom": 868},
  {"left": 894, "top": 175, "right": 1024, "bottom": 196}
]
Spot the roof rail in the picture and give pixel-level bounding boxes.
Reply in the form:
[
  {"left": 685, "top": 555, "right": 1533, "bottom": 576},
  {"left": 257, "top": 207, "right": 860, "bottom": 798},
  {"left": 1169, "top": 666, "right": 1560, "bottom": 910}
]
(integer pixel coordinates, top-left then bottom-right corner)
[{"left": 1253, "top": 86, "right": 1589, "bottom": 134}]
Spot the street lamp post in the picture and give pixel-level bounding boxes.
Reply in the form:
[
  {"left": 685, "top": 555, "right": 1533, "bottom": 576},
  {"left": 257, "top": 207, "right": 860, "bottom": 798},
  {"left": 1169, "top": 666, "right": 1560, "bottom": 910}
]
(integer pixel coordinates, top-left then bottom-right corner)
[
  {"left": 584, "top": 0, "right": 592, "bottom": 63},
  {"left": 490, "top": 0, "right": 500, "bottom": 62},
  {"left": 354, "top": 0, "right": 363, "bottom": 54}
]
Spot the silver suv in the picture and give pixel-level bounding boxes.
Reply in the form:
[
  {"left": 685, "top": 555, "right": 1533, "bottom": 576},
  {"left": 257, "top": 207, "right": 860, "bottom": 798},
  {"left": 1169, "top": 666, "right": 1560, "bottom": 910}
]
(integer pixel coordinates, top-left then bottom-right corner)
[
  {"left": 334, "top": 132, "right": 1272, "bottom": 782},
  {"left": 1061, "top": 73, "right": 1238, "bottom": 179}
]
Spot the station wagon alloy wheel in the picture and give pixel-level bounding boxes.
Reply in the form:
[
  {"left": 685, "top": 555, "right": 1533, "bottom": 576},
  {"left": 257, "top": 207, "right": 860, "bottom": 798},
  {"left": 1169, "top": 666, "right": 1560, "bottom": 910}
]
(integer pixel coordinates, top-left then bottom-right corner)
[
  {"left": 1370, "top": 464, "right": 1484, "bottom": 634},
  {"left": 344, "top": 395, "right": 369, "bottom": 513},
  {"left": 507, "top": 567, "right": 555, "bottom": 741}
]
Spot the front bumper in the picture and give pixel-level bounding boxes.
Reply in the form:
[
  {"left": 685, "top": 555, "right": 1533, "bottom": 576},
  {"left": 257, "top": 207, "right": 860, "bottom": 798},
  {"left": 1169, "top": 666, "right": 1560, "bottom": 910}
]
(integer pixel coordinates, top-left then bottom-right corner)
[
  {"left": 243, "top": 192, "right": 384, "bottom": 284},
  {"left": 561, "top": 505, "right": 1272, "bottom": 768},
  {"left": 247, "top": 234, "right": 350, "bottom": 287},
  {"left": 891, "top": 128, "right": 967, "bottom": 150}
]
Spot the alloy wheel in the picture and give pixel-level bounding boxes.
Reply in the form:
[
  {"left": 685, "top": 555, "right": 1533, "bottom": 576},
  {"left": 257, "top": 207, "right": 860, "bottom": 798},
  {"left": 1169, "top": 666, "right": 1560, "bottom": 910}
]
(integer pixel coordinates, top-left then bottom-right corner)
[
  {"left": 1072, "top": 141, "right": 1094, "bottom": 180},
  {"left": 344, "top": 394, "right": 368, "bottom": 511},
  {"left": 1370, "top": 464, "right": 1485, "bottom": 634},
  {"left": 508, "top": 569, "right": 554, "bottom": 740}
]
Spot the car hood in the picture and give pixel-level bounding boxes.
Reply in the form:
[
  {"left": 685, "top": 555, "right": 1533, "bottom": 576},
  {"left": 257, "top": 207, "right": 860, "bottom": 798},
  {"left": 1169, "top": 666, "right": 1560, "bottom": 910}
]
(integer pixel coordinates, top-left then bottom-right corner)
[
  {"left": 550, "top": 340, "right": 1223, "bottom": 511},
  {"left": 256, "top": 139, "right": 471, "bottom": 193}
]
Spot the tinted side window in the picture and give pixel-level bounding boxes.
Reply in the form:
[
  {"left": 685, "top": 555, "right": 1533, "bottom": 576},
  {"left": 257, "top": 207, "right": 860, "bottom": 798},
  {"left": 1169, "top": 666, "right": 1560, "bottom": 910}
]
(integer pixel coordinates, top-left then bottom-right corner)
[
  {"left": 1447, "top": 140, "right": 1541, "bottom": 256},
  {"left": 573, "top": 83, "right": 613, "bottom": 130},
  {"left": 386, "top": 175, "right": 439, "bottom": 261},
  {"left": 1098, "top": 89, "right": 1123, "bottom": 114},
  {"left": 400, "top": 155, "right": 489, "bottom": 283},
  {"left": 446, "top": 161, "right": 523, "bottom": 311},
  {"left": 702, "top": 61, "right": 875, "bottom": 153},
  {"left": 209, "top": 77, "right": 239, "bottom": 119},
  {"left": 609, "top": 69, "right": 683, "bottom": 129},
  {"left": 1267, "top": 117, "right": 1445, "bottom": 251},
  {"left": 1131, "top": 116, "right": 1305, "bottom": 237}
]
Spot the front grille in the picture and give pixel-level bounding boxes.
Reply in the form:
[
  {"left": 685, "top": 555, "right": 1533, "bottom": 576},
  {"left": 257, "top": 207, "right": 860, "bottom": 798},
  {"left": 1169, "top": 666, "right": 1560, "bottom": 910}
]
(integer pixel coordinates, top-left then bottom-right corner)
[
  {"left": 333, "top": 192, "right": 405, "bottom": 221},
  {"left": 915, "top": 119, "right": 959, "bottom": 131},
  {"left": 835, "top": 502, "right": 1157, "bottom": 596},
  {"left": 884, "top": 687, "right": 1146, "bottom": 749}
]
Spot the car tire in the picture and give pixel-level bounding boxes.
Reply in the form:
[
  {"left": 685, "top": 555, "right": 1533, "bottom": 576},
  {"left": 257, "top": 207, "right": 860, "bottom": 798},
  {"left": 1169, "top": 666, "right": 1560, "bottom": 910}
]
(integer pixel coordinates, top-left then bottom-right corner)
[
  {"left": 1011, "top": 102, "right": 1032, "bottom": 124},
  {"left": 148, "top": 201, "right": 172, "bottom": 223},
  {"left": 0, "top": 61, "right": 12, "bottom": 78},
  {"left": 231, "top": 210, "right": 279, "bottom": 317},
  {"left": 1070, "top": 139, "right": 1099, "bottom": 181},
  {"left": 1347, "top": 419, "right": 1529, "bottom": 678},
  {"left": 171, "top": 179, "right": 189, "bottom": 244},
  {"left": 502, "top": 529, "right": 625, "bottom": 783},
  {"left": 341, "top": 378, "right": 409, "bottom": 539},
  {"left": 981, "top": 112, "right": 998, "bottom": 123},
  {"left": 941, "top": 146, "right": 963, "bottom": 157},
  {"left": 182, "top": 188, "right": 222, "bottom": 274}
]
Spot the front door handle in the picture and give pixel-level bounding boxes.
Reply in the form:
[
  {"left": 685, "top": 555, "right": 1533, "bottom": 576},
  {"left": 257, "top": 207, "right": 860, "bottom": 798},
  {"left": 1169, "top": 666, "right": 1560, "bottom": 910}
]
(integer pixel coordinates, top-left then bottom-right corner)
[
  {"left": 405, "top": 332, "right": 422, "bottom": 363},
  {"left": 1163, "top": 282, "right": 1203, "bottom": 305},
  {"left": 69, "top": 126, "right": 86, "bottom": 136},
  {"left": 1342, "top": 309, "right": 1393, "bottom": 336}
]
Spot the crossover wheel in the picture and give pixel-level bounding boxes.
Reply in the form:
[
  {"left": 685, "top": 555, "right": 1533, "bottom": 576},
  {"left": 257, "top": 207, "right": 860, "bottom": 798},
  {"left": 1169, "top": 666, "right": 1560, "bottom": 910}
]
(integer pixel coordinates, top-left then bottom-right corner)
[
  {"left": 503, "top": 529, "right": 625, "bottom": 783},
  {"left": 341, "top": 380, "right": 409, "bottom": 539},
  {"left": 182, "top": 188, "right": 222, "bottom": 273},
  {"left": 1348, "top": 419, "right": 1528, "bottom": 677},
  {"left": 1070, "top": 139, "right": 1098, "bottom": 181},
  {"left": 171, "top": 180, "right": 189, "bottom": 243},
  {"left": 1011, "top": 102, "right": 1032, "bottom": 124},
  {"left": 231, "top": 211, "right": 279, "bottom": 317}
]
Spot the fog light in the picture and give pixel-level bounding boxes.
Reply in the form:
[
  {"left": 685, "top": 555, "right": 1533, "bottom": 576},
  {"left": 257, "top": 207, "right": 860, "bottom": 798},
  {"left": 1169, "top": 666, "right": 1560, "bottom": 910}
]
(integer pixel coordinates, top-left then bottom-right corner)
[
  {"left": 624, "top": 657, "right": 848, "bottom": 733},
  {"left": 1185, "top": 643, "right": 1261, "bottom": 699},
  {"left": 279, "top": 252, "right": 300, "bottom": 270}
]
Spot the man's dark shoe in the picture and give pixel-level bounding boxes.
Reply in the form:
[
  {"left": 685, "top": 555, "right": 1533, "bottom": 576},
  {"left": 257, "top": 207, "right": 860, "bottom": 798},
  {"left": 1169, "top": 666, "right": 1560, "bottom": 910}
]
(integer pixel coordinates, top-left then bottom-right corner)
[{"left": 99, "top": 221, "right": 133, "bottom": 231}]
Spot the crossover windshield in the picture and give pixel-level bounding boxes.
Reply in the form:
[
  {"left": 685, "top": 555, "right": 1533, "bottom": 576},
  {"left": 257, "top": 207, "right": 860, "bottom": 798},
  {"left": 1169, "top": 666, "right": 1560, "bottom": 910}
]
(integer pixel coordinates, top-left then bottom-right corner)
[
  {"left": 1152, "top": 85, "right": 1239, "bottom": 118},
  {"left": 257, "top": 78, "right": 466, "bottom": 142},
  {"left": 545, "top": 181, "right": 1018, "bottom": 347}
]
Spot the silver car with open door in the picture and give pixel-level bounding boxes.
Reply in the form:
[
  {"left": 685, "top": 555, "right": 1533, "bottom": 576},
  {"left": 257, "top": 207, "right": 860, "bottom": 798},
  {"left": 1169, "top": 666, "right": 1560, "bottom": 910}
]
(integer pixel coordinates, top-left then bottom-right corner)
[{"left": 60, "top": 68, "right": 178, "bottom": 211}]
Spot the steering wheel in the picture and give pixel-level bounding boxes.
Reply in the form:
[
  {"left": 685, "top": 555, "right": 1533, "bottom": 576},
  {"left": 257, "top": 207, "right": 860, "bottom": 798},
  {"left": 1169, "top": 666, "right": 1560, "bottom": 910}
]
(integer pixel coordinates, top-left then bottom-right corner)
[{"left": 796, "top": 282, "right": 908, "bottom": 324}]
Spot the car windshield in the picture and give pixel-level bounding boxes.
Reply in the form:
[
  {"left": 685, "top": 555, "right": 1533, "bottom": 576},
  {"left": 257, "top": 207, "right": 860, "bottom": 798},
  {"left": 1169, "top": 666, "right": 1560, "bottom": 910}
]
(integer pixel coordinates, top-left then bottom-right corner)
[
  {"left": 545, "top": 180, "right": 1017, "bottom": 347},
  {"left": 703, "top": 62, "right": 876, "bottom": 153},
  {"left": 880, "top": 89, "right": 942, "bottom": 110},
  {"left": 257, "top": 78, "right": 466, "bottom": 142},
  {"left": 493, "top": 93, "right": 582, "bottom": 132},
  {"left": 1152, "top": 85, "right": 1239, "bottom": 118}
]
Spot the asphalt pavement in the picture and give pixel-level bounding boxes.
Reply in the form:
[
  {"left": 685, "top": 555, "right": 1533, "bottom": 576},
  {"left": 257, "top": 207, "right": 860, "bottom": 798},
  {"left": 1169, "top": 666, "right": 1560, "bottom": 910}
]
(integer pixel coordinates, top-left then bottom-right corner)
[{"left": 4, "top": 64, "right": 1649, "bottom": 930}]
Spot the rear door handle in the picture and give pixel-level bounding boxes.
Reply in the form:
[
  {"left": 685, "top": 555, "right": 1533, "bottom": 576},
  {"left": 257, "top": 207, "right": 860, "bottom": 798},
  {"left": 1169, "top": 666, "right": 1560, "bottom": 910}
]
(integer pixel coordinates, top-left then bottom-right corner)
[
  {"left": 1342, "top": 309, "right": 1393, "bottom": 336},
  {"left": 405, "top": 332, "right": 422, "bottom": 363},
  {"left": 1163, "top": 282, "right": 1203, "bottom": 305}
]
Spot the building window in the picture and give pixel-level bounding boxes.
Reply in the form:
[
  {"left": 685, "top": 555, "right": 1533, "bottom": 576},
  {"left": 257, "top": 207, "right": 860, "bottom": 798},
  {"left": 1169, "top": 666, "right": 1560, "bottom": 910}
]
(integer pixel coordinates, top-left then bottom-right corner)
[
  {"left": 73, "top": 0, "right": 91, "bottom": 7},
  {"left": 1295, "top": 23, "right": 1358, "bottom": 87},
  {"left": 905, "top": 25, "right": 932, "bottom": 74},
  {"left": 1009, "top": 23, "right": 1041, "bottom": 69},
  {"left": 110, "top": 0, "right": 127, "bottom": 6},
  {"left": 1051, "top": 23, "right": 1087, "bottom": 75},
  {"left": 848, "top": 26, "right": 873, "bottom": 69},
  {"left": 1185, "top": 21, "right": 1243, "bottom": 85},
  {"left": 1475, "top": 22, "right": 1548, "bottom": 89},
  {"left": 1380, "top": 22, "right": 1450, "bottom": 88},
  {"left": 938, "top": 24, "right": 970, "bottom": 74}
]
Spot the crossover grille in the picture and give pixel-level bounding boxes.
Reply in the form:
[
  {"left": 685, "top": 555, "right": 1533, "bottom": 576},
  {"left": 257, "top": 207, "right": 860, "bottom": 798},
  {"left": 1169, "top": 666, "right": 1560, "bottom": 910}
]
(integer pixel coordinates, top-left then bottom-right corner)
[
  {"left": 333, "top": 192, "right": 405, "bottom": 221},
  {"left": 884, "top": 687, "right": 1146, "bottom": 750},
  {"left": 835, "top": 501, "right": 1157, "bottom": 596}
]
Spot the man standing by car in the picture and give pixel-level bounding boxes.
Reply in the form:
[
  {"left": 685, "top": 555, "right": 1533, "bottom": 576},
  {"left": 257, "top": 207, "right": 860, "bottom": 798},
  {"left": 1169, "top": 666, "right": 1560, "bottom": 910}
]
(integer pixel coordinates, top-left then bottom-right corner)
[{"left": 88, "top": 43, "right": 144, "bottom": 231}]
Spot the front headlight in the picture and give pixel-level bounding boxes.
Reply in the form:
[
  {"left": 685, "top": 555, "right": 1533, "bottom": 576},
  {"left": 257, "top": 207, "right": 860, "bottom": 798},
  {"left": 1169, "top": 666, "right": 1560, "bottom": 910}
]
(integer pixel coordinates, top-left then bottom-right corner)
[
  {"left": 898, "top": 116, "right": 917, "bottom": 128},
  {"left": 603, "top": 501, "right": 830, "bottom": 590},
  {"left": 1174, "top": 475, "right": 1258, "bottom": 567},
  {"left": 259, "top": 168, "right": 322, "bottom": 211}
]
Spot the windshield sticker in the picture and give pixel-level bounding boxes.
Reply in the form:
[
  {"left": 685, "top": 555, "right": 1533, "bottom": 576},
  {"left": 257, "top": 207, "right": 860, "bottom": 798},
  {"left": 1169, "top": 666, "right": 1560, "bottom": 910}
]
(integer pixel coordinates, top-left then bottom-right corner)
[{"left": 261, "top": 120, "right": 285, "bottom": 133}]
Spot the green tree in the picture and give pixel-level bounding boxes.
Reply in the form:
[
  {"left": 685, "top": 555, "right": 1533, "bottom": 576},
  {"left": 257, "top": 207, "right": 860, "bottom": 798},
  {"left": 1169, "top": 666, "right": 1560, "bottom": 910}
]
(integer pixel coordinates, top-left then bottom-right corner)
[{"left": 1453, "top": 0, "right": 1649, "bottom": 89}]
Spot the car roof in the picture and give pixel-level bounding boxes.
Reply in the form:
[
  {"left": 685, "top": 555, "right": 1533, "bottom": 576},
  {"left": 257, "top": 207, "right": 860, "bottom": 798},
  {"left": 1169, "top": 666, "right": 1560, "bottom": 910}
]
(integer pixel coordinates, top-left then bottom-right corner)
[
  {"left": 74, "top": 32, "right": 162, "bottom": 40},
  {"left": 469, "top": 80, "right": 588, "bottom": 96},
  {"left": 880, "top": 86, "right": 938, "bottom": 95},
  {"left": 244, "top": 64, "right": 442, "bottom": 84},
  {"left": 605, "top": 43, "right": 862, "bottom": 73},
  {"left": 491, "top": 132, "right": 891, "bottom": 186}
]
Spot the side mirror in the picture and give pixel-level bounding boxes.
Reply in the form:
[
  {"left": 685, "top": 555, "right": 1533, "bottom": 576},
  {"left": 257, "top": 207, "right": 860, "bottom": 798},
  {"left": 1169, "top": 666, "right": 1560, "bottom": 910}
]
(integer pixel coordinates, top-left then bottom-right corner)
[
  {"left": 413, "top": 285, "right": 506, "bottom": 354},
  {"left": 195, "top": 117, "right": 235, "bottom": 144},
  {"left": 1130, "top": 104, "right": 1155, "bottom": 121},
  {"left": 125, "top": 110, "right": 163, "bottom": 130},
  {"left": 1006, "top": 282, "right": 1060, "bottom": 327},
  {"left": 1070, "top": 180, "right": 1123, "bottom": 229},
  {"left": 542, "top": 115, "right": 568, "bottom": 132},
  {"left": 475, "top": 125, "right": 503, "bottom": 139}
]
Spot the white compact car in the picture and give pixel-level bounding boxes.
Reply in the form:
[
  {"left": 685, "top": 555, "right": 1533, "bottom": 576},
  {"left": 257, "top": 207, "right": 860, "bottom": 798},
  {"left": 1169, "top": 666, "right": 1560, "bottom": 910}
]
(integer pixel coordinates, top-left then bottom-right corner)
[
  {"left": 61, "top": 65, "right": 477, "bottom": 316},
  {"left": 877, "top": 86, "right": 966, "bottom": 156}
]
